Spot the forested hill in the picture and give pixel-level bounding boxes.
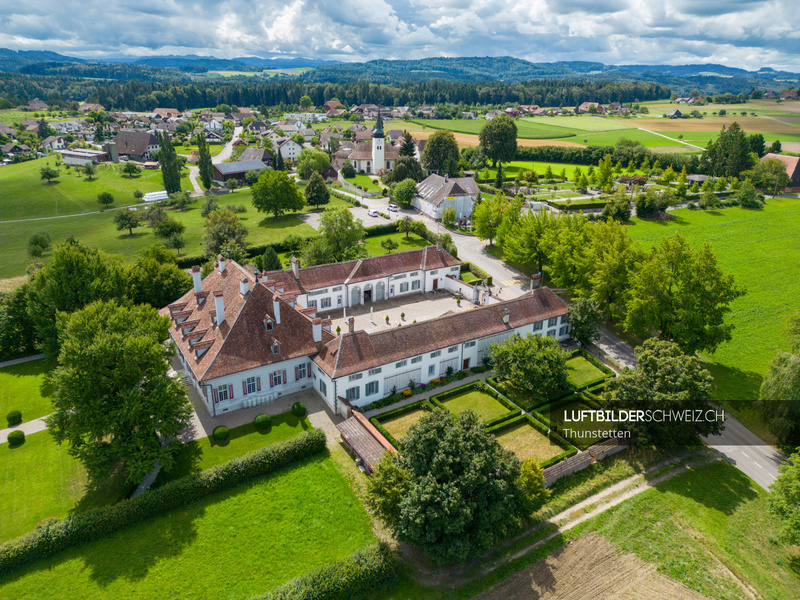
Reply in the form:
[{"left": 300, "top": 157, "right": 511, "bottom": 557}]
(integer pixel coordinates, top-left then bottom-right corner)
[{"left": 0, "top": 48, "right": 84, "bottom": 72}]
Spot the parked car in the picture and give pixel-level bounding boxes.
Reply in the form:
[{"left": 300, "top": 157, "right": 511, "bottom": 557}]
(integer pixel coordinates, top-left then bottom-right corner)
[
  {"left": 387, "top": 203, "right": 399, "bottom": 212},
  {"left": 367, "top": 208, "right": 379, "bottom": 217}
]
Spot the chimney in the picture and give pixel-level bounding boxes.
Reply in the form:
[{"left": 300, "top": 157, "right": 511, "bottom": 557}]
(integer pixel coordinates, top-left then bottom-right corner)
[
  {"left": 239, "top": 277, "right": 249, "bottom": 296},
  {"left": 290, "top": 256, "right": 300, "bottom": 279},
  {"left": 217, "top": 254, "right": 226, "bottom": 273},
  {"left": 436, "top": 237, "right": 443, "bottom": 252},
  {"left": 191, "top": 265, "right": 202, "bottom": 293},
  {"left": 312, "top": 318, "right": 322, "bottom": 343},
  {"left": 348, "top": 317, "right": 355, "bottom": 333},
  {"left": 502, "top": 308, "right": 510, "bottom": 324},
  {"left": 272, "top": 296, "right": 281, "bottom": 324},
  {"left": 214, "top": 291, "right": 225, "bottom": 325}
]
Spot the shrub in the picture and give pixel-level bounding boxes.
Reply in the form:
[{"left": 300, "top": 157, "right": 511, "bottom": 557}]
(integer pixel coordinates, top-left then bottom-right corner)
[
  {"left": 6, "top": 410, "right": 22, "bottom": 427},
  {"left": 7, "top": 431, "right": 25, "bottom": 447},
  {"left": 256, "top": 542, "right": 396, "bottom": 600},
  {"left": 212, "top": 426, "right": 230, "bottom": 442},
  {"left": 0, "top": 429, "right": 326, "bottom": 575},
  {"left": 291, "top": 402, "right": 307, "bottom": 417},
  {"left": 254, "top": 414, "right": 271, "bottom": 430}
]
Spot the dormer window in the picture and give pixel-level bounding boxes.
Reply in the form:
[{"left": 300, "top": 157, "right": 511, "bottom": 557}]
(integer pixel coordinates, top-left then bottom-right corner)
[
  {"left": 264, "top": 318, "right": 274, "bottom": 332},
  {"left": 272, "top": 343, "right": 281, "bottom": 355}
]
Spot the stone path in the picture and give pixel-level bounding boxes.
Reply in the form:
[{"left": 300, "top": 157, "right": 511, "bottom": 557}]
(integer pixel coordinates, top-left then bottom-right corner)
[
  {"left": 0, "top": 415, "right": 49, "bottom": 444},
  {"left": 0, "top": 354, "right": 45, "bottom": 368}
]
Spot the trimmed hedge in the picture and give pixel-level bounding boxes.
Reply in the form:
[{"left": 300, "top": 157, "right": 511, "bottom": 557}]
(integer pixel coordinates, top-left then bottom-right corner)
[
  {"left": 253, "top": 542, "right": 397, "bottom": 600},
  {"left": 462, "top": 262, "right": 492, "bottom": 286},
  {"left": 6, "top": 410, "right": 22, "bottom": 427},
  {"left": 254, "top": 414, "right": 272, "bottom": 429},
  {"left": 370, "top": 400, "right": 435, "bottom": 449},
  {"left": 430, "top": 382, "right": 520, "bottom": 426},
  {"left": 212, "top": 426, "right": 230, "bottom": 442},
  {"left": 0, "top": 429, "right": 327, "bottom": 575},
  {"left": 546, "top": 199, "right": 608, "bottom": 211},
  {"left": 291, "top": 402, "right": 307, "bottom": 417},
  {"left": 488, "top": 414, "right": 577, "bottom": 469},
  {"left": 7, "top": 430, "right": 25, "bottom": 447}
]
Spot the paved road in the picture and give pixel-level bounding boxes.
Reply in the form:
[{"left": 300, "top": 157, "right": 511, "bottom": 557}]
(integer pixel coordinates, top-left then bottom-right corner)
[{"left": 214, "top": 126, "right": 242, "bottom": 164}]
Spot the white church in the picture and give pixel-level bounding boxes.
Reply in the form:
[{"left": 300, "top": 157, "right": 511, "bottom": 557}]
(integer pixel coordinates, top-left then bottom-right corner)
[{"left": 343, "top": 114, "right": 398, "bottom": 174}]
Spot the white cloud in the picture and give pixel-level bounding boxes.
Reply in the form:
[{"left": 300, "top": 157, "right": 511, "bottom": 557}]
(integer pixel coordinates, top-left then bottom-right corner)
[{"left": 0, "top": 0, "right": 798, "bottom": 69}]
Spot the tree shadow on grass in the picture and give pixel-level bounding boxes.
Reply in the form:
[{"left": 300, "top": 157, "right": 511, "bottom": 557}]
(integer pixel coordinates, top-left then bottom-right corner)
[
  {"left": 703, "top": 361, "right": 762, "bottom": 403},
  {"left": 150, "top": 439, "right": 204, "bottom": 488},
  {"left": 71, "top": 466, "right": 137, "bottom": 515}
]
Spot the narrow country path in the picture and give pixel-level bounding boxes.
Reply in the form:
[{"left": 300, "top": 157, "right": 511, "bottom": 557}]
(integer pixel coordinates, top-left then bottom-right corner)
[{"left": 636, "top": 127, "right": 705, "bottom": 151}]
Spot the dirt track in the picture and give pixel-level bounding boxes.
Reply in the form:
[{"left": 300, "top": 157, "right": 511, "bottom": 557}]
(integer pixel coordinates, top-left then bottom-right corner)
[
  {"left": 473, "top": 532, "right": 715, "bottom": 600},
  {"left": 411, "top": 129, "right": 585, "bottom": 149}
]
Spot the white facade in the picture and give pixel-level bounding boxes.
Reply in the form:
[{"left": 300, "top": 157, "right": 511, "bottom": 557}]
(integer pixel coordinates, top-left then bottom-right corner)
[
  {"left": 277, "top": 139, "right": 302, "bottom": 161},
  {"left": 372, "top": 134, "right": 385, "bottom": 172},
  {"left": 413, "top": 194, "right": 477, "bottom": 220}
]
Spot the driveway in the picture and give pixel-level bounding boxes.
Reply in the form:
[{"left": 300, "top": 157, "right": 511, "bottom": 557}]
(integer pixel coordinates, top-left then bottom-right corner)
[{"left": 213, "top": 126, "right": 243, "bottom": 164}]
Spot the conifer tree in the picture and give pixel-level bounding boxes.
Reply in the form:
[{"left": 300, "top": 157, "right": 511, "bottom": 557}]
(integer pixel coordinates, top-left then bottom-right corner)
[
  {"left": 159, "top": 132, "right": 181, "bottom": 194},
  {"left": 197, "top": 133, "right": 213, "bottom": 190}
]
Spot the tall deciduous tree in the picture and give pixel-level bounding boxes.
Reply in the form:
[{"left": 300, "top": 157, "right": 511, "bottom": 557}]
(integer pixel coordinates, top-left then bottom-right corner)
[
  {"left": 319, "top": 206, "right": 365, "bottom": 260},
  {"left": 159, "top": 131, "right": 182, "bottom": 194},
  {"left": 567, "top": 297, "right": 603, "bottom": 345},
  {"left": 479, "top": 115, "right": 518, "bottom": 167},
  {"left": 196, "top": 133, "right": 213, "bottom": 190},
  {"left": 605, "top": 339, "right": 719, "bottom": 445},
  {"left": 503, "top": 208, "right": 557, "bottom": 274},
  {"left": 121, "top": 161, "right": 141, "bottom": 178},
  {"left": 392, "top": 178, "right": 417, "bottom": 206},
  {"left": 490, "top": 334, "right": 569, "bottom": 405},
  {"left": 0, "top": 284, "right": 37, "bottom": 360},
  {"left": 757, "top": 351, "right": 800, "bottom": 445},
  {"left": 304, "top": 171, "right": 330, "bottom": 207},
  {"left": 624, "top": 234, "right": 745, "bottom": 354},
  {"left": 473, "top": 192, "right": 506, "bottom": 246},
  {"left": 113, "top": 209, "right": 141, "bottom": 235},
  {"left": 40, "top": 165, "right": 59, "bottom": 183},
  {"left": 252, "top": 170, "right": 305, "bottom": 219},
  {"left": 127, "top": 244, "right": 192, "bottom": 308},
  {"left": 203, "top": 208, "right": 248, "bottom": 259},
  {"left": 296, "top": 148, "right": 331, "bottom": 180},
  {"left": 46, "top": 300, "right": 192, "bottom": 484},
  {"left": 421, "top": 130, "right": 459, "bottom": 176},
  {"left": 770, "top": 448, "right": 800, "bottom": 544}
]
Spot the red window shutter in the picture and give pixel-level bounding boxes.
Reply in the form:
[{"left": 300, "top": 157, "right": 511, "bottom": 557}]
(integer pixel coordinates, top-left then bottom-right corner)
[
  {"left": 307, "top": 362, "right": 312, "bottom": 378},
  {"left": 213, "top": 388, "right": 219, "bottom": 404},
  {"left": 295, "top": 366, "right": 300, "bottom": 381},
  {"left": 269, "top": 373, "right": 274, "bottom": 388},
  {"left": 228, "top": 384, "right": 233, "bottom": 399},
  {"left": 283, "top": 370, "right": 287, "bottom": 384},
  {"left": 242, "top": 381, "right": 247, "bottom": 396},
  {"left": 256, "top": 377, "right": 261, "bottom": 391}
]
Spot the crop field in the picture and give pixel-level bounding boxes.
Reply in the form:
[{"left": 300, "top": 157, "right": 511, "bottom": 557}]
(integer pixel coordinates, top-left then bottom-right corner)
[
  {"left": 627, "top": 199, "right": 800, "bottom": 440},
  {"left": 521, "top": 116, "right": 636, "bottom": 131},
  {"left": 412, "top": 119, "right": 583, "bottom": 140},
  {"left": 493, "top": 420, "right": 564, "bottom": 463},
  {"left": 0, "top": 109, "right": 74, "bottom": 126}
]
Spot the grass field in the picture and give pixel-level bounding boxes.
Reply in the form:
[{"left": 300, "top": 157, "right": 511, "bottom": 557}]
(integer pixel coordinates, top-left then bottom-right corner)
[
  {"left": 154, "top": 411, "right": 312, "bottom": 487},
  {"left": 577, "top": 460, "right": 800, "bottom": 599},
  {"left": 0, "top": 454, "right": 376, "bottom": 600},
  {"left": 0, "top": 157, "right": 180, "bottom": 221},
  {"left": 0, "top": 190, "right": 317, "bottom": 280},
  {"left": 0, "top": 430, "right": 131, "bottom": 543},
  {"left": 0, "top": 109, "right": 74, "bottom": 126},
  {"left": 379, "top": 408, "right": 428, "bottom": 441},
  {"left": 344, "top": 174, "right": 384, "bottom": 193},
  {"left": 493, "top": 420, "right": 564, "bottom": 463},
  {"left": 413, "top": 119, "right": 584, "bottom": 140},
  {"left": 565, "top": 356, "right": 607, "bottom": 388},
  {"left": 173, "top": 143, "right": 223, "bottom": 157},
  {"left": 439, "top": 389, "right": 511, "bottom": 422},
  {"left": 627, "top": 200, "right": 800, "bottom": 441},
  {"left": 0, "top": 358, "right": 54, "bottom": 422},
  {"left": 521, "top": 116, "right": 636, "bottom": 132}
]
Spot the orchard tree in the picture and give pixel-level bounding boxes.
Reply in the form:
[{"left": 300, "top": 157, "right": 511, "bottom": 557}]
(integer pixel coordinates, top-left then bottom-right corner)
[
  {"left": 121, "top": 161, "right": 141, "bottom": 178},
  {"left": 40, "top": 165, "right": 59, "bottom": 184},
  {"left": 203, "top": 208, "right": 248, "bottom": 259},
  {"left": 97, "top": 191, "right": 114, "bottom": 206},
  {"left": 113, "top": 209, "right": 141, "bottom": 235},
  {"left": 479, "top": 115, "right": 518, "bottom": 167},
  {"left": 83, "top": 163, "right": 97, "bottom": 181},
  {"left": 152, "top": 215, "right": 184, "bottom": 241},
  {"left": 304, "top": 171, "right": 330, "bottom": 207},
  {"left": 252, "top": 170, "right": 305, "bottom": 218},
  {"left": 490, "top": 334, "right": 569, "bottom": 405},
  {"left": 605, "top": 339, "right": 719, "bottom": 445},
  {"left": 567, "top": 297, "right": 603, "bottom": 345},
  {"left": 47, "top": 300, "right": 192, "bottom": 484},
  {"left": 421, "top": 130, "right": 460, "bottom": 176},
  {"left": 625, "top": 234, "right": 745, "bottom": 354}
]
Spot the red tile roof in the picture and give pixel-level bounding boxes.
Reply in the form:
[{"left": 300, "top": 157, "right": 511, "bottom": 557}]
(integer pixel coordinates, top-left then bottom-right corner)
[{"left": 314, "top": 288, "right": 569, "bottom": 378}]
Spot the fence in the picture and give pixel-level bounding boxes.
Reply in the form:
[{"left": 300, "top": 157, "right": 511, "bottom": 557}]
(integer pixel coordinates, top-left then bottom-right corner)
[{"left": 543, "top": 438, "right": 629, "bottom": 486}]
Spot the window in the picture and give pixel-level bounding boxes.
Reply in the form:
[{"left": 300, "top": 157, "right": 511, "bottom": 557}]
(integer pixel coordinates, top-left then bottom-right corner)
[
  {"left": 412, "top": 280, "right": 421, "bottom": 290},
  {"left": 548, "top": 317, "right": 558, "bottom": 327},
  {"left": 395, "top": 360, "right": 407, "bottom": 368},
  {"left": 428, "top": 365, "right": 436, "bottom": 376},
  {"left": 533, "top": 321, "right": 544, "bottom": 331},
  {"left": 430, "top": 270, "right": 438, "bottom": 274},
  {"left": 448, "top": 345, "right": 458, "bottom": 353},
  {"left": 411, "top": 356, "right": 422, "bottom": 364},
  {"left": 368, "top": 367, "right": 382, "bottom": 376},
  {"left": 349, "top": 373, "right": 363, "bottom": 381},
  {"left": 547, "top": 330, "right": 556, "bottom": 338},
  {"left": 319, "top": 380, "right": 327, "bottom": 395},
  {"left": 400, "top": 282, "right": 409, "bottom": 293},
  {"left": 309, "top": 288, "right": 328, "bottom": 296},
  {"left": 464, "top": 341, "right": 476, "bottom": 348},
  {"left": 366, "top": 381, "right": 379, "bottom": 396},
  {"left": 321, "top": 297, "right": 331, "bottom": 309},
  {"left": 246, "top": 377, "right": 257, "bottom": 394},
  {"left": 410, "top": 271, "right": 418, "bottom": 276},
  {"left": 559, "top": 325, "right": 571, "bottom": 336},
  {"left": 217, "top": 385, "right": 229, "bottom": 402},
  {"left": 337, "top": 296, "right": 343, "bottom": 307},
  {"left": 561, "top": 315, "right": 569, "bottom": 324},
  {"left": 297, "top": 363, "right": 307, "bottom": 379},
  {"left": 393, "top": 273, "right": 407, "bottom": 280},
  {"left": 332, "top": 286, "right": 342, "bottom": 292},
  {"left": 309, "top": 300, "right": 318, "bottom": 309},
  {"left": 272, "top": 343, "right": 281, "bottom": 355},
  {"left": 346, "top": 386, "right": 360, "bottom": 402},
  {"left": 273, "top": 370, "right": 284, "bottom": 385},
  {"left": 317, "top": 366, "right": 324, "bottom": 375},
  {"left": 264, "top": 318, "right": 274, "bottom": 332},
  {"left": 430, "top": 350, "right": 441, "bottom": 358}
]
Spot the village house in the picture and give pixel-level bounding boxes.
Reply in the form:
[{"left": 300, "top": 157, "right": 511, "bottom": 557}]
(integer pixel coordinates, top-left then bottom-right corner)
[
  {"left": 239, "top": 147, "right": 274, "bottom": 167},
  {"left": 24, "top": 98, "right": 47, "bottom": 111},
  {"left": 667, "top": 108, "right": 682, "bottom": 119},
  {"left": 762, "top": 153, "right": 800, "bottom": 187},
  {"left": 577, "top": 102, "right": 605, "bottom": 114},
  {"left": 51, "top": 119, "right": 89, "bottom": 134},
  {"left": 0, "top": 122, "right": 16, "bottom": 136},
  {"left": 212, "top": 160, "right": 266, "bottom": 185},
  {"left": 40, "top": 135, "right": 66, "bottom": 151},
  {"left": 276, "top": 137, "right": 302, "bottom": 161},
  {"left": 152, "top": 108, "right": 182, "bottom": 119},
  {"left": 79, "top": 103, "right": 104, "bottom": 112},
  {"left": 112, "top": 130, "right": 159, "bottom": 162},
  {"left": 162, "top": 251, "right": 571, "bottom": 417},
  {"left": 412, "top": 174, "right": 480, "bottom": 220}
]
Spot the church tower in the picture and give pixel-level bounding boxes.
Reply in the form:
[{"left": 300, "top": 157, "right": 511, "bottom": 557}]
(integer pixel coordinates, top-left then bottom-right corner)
[{"left": 371, "top": 112, "right": 385, "bottom": 172}]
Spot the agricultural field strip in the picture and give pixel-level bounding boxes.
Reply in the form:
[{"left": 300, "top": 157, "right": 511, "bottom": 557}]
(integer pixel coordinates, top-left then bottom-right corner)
[
  {"left": 0, "top": 203, "right": 150, "bottom": 223},
  {"left": 636, "top": 128, "right": 705, "bottom": 151}
]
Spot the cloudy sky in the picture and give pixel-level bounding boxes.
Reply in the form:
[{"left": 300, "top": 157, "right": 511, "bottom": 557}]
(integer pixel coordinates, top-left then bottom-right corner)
[{"left": 2, "top": 0, "right": 800, "bottom": 70}]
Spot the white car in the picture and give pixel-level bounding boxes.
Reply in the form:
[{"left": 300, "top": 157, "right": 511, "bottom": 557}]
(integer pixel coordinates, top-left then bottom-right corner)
[
  {"left": 387, "top": 203, "right": 399, "bottom": 212},
  {"left": 367, "top": 208, "right": 379, "bottom": 217}
]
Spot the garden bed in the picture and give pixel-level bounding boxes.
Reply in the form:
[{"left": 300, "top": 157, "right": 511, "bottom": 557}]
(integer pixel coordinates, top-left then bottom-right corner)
[
  {"left": 565, "top": 355, "right": 610, "bottom": 389},
  {"left": 370, "top": 400, "right": 435, "bottom": 449},
  {"left": 430, "top": 382, "right": 519, "bottom": 425},
  {"left": 488, "top": 414, "right": 576, "bottom": 468}
]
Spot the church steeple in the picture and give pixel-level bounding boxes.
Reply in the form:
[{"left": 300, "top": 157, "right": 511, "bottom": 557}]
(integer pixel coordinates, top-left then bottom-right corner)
[{"left": 372, "top": 112, "right": 385, "bottom": 138}]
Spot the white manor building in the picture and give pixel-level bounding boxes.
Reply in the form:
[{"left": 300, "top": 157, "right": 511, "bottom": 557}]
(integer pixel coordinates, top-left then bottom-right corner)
[{"left": 163, "top": 248, "right": 571, "bottom": 418}]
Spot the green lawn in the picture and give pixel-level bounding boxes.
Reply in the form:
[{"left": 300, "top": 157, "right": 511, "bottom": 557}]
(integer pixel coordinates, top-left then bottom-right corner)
[
  {"left": 627, "top": 200, "right": 800, "bottom": 441},
  {"left": 0, "top": 109, "right": 75, "bottom": 126},
  {"left": 493, "top": 420, "right": 564, "bottom": 463},
  {"left": 565, "top": 356, "right": 607, "bottom": 388},
  {"left": 0, "top": 358, "right": 54, "bottom": 422},
  {"left": 537, "top": 399, "right": 611, "bottom": 450},
  {"left": 344, "top": 174, "right": 384, "bottom": 193},
  {"left": 521, "top": 116, "right": 636, "bottom": 132},
  {"left": 0, "top": 430, "right": 131, "bottom": 543},
  {"left": 379, "top": 408, "right": 428, "bottom": 441},
  {"left": 0, "top": 454, "right": 375, "bottom": 600},
  {"left": 0, "top": 157, "right": 178, "bottom": 221},
  {"left": 154, "top": 411, "right": 312, "bottom": 487},
  {"left": 0, "top": 190, "right": 316, "bottom": 279},
  {"left": 440, "top": 390, "right": 510, "bottom": 422},
  {"left": 577, "top": 460, "right": 800, "bottom": 600},
  {"left": 174, "top": 143, "right": 223, "bottom": 157}
]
